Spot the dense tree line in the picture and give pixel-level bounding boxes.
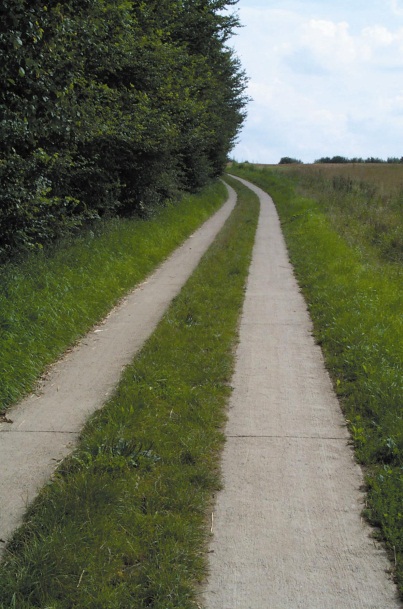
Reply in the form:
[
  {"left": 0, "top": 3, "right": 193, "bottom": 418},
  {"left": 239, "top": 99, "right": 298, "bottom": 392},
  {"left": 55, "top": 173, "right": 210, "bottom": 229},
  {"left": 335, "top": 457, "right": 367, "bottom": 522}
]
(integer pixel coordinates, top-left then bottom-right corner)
[
  {"left": 278, "top": 155, "right": 403, "bottom": 165},
  {"left": 0, "top": 0, "right": 247, "bottom": 258},
  {"left": 315, "top": 155, "right": 403, "bottom": 164},
  {"left": 278, "top": 157, "right": 302, "bottom": 165}
]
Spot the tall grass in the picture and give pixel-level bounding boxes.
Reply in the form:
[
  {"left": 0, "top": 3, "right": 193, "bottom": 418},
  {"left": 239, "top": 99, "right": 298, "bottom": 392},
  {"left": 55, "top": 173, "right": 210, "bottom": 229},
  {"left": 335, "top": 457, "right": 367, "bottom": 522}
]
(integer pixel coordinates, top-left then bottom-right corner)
[
  {"left": 230, "top": 164, "right": 403, "bottom": 594},
  {"left": 0, "top": 182, "right": 227, "bottom": 415},
  {"left": 275, "top": 163, "right": 403, "bottom": 264},
  {"left": 0, "top": 177, "right": 260, "bottom": 608}
]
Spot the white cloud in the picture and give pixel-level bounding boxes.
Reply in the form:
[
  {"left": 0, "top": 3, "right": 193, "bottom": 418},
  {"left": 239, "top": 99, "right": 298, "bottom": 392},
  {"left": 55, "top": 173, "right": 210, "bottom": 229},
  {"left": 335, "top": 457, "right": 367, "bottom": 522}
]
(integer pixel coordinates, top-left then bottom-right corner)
[
  {"left": 302, "top": 20, "right": 352, "bottom": 59},
  {"left": 231, "top": 1, "right": 403, "bottom": 163},
  {"left": 362, "top": 25, "right": 396, "bottom": 46},
  {"left": 300, "top": 19, "right": 372, "bottom": 66},
  {"left": 389, "top": 0, "right": 403, "bottom": 15},
  {"left": 380, "top": 94, "right": 403, "bottom": 114}
]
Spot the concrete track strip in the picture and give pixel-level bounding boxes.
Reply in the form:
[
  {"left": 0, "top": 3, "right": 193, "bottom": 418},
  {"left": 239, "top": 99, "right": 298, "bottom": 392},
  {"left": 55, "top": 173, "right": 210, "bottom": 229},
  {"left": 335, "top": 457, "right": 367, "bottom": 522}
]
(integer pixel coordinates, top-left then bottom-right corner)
[
  {"left": 0, "top": 186, "right": 237, "bottom": 556},
  {"left": 203, "top": 176, "right": 401, "bottom": 609}
]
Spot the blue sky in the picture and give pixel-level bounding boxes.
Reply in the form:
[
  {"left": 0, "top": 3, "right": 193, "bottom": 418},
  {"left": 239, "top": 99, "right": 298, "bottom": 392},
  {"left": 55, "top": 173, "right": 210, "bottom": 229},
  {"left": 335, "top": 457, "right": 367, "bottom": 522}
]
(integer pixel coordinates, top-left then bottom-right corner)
[{"left": 229, "top": 0, "right": 403, "bottom": 163}]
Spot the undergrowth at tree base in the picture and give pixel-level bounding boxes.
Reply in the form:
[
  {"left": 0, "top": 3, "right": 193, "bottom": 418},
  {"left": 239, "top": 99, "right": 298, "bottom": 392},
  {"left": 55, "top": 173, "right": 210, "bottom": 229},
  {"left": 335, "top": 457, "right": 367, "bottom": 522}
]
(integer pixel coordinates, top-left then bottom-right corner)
[
  {"left": 0, "top": 177, "right": 259, "bottom": 608},
  {"left": 230, "top": 164, "right": 403, "bottom": 596}
]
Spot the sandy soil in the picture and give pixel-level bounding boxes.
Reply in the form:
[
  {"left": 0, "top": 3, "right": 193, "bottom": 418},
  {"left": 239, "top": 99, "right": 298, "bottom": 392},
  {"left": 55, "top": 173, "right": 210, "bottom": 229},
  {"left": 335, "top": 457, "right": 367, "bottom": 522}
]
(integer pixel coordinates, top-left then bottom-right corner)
[
  {"left": 0, "top": 187, "right": 236, "bottom": 556},
  {"left": 203, "top": 176, "right": 401, "bottom": 609}
]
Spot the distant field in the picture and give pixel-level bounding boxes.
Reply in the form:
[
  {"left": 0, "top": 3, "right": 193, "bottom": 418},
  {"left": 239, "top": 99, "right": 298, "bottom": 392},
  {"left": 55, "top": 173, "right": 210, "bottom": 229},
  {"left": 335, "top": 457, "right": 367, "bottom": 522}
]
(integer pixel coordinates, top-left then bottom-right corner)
[
  {"left": 232, "top": 162, "right": 402, "bottom": 265},
  {"left": 286, "top": 163, "right": 403, "bottom": 265},
  {"left": 275, "top": 162, "right": 403, "bottom": 190},
  {"left": 238, "top": 162, "right": 403, "bottom": 188}
]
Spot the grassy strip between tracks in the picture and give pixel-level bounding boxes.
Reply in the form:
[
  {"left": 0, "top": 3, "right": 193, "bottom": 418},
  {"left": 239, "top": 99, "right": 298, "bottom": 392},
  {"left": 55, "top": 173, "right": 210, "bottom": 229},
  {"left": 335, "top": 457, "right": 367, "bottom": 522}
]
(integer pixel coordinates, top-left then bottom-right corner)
[
  {"left": 230, "top": 165, "right": 403, "bottom": 595},
  {"left": 0, "top": 176, "right": 259, "bottom": 609},
  {"left": 0, "top": 181, "right": 227, "bottom": 415}
]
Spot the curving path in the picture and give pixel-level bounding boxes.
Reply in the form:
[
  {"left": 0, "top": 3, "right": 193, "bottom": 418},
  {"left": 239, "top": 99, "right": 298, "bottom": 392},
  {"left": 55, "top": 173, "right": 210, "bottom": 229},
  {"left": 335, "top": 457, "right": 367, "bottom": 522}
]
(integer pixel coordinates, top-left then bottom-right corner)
[
  {"left": 0, "top": 186, "right": 237, "bottom": 557},
  {"left": 203, "top": 176, "right": 401, "bottom": 609}
]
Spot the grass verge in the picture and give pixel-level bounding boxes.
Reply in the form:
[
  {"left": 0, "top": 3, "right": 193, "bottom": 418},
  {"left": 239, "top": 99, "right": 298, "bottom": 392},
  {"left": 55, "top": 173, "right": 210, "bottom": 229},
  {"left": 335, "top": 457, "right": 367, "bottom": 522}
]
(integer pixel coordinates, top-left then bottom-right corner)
[
  {"left": 279, "top": 163, "right": 402, "bottom": 265},
  {"left": 0, "top": 177, "right": 259, "bottom": 609},
  {"left": 230, "top": 165, "right": 403, "bottom": 595},
  {"left": 0, "top": 181, "right": 227, "bottom": 415}
]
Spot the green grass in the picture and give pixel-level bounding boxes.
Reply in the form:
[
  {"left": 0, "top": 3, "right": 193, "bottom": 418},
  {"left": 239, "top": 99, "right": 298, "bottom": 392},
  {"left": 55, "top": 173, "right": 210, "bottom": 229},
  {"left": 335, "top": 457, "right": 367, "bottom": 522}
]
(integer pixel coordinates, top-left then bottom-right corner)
[
  {"left": 269, "top": 162, "right": 403, "bottom": 265},
  {"left": 230, "top": 164, "right": 403, "bottom": 594},
  {"left": 0, "top": 181, "right": 227, "bottom": 415},
  {"left": 0, "top": 177, "right": 260, "bottom": 608},
  {"left": 234, "top": 163, "right": 403, "bottom": 264}
]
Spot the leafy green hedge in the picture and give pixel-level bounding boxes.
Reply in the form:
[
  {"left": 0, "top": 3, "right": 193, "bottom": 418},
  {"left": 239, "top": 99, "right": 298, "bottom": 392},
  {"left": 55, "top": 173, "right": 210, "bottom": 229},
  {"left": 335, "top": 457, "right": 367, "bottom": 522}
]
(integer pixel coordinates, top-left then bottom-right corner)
[{"left": 0, "top": 0, "right": 247, "bottom": 258}]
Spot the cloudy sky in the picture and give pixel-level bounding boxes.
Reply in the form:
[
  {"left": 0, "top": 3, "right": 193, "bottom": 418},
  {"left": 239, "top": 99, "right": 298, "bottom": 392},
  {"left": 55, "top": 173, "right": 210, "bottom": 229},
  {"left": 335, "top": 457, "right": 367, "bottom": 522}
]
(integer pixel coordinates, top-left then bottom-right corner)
[{"left": 229, "top": 0, "right": 403, "bottom": 163}]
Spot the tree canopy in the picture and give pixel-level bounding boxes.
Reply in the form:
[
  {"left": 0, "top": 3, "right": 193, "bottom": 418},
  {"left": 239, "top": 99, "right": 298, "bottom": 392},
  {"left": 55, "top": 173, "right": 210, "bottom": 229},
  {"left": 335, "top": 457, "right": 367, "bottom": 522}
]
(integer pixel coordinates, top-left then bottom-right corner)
[
  {"left": 0, "top": 0, "right": 248, "bottom": 257},
  {"left": 278, "top": 157, "right": 303, "bottom": 165}
]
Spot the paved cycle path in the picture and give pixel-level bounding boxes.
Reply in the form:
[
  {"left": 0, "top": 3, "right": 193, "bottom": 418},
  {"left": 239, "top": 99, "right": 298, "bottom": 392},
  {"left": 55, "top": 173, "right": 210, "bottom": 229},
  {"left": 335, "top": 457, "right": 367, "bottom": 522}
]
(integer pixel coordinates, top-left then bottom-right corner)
[
  {"left": 204, "top": 176, "right": 401, "bottom": 609},
  {"left": 0, "top": 186, "right": 237, "bottom": 557}
]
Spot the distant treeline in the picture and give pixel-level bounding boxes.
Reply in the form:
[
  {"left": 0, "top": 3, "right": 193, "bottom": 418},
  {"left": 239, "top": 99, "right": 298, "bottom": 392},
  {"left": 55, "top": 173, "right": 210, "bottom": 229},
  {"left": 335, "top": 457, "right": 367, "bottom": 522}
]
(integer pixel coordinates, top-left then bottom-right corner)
[
  {"left": 315, "top": 156, "right": 403, "bottom": 164},
  {"left": 279, "top": 156, "right": 403, "bottom": 165},
  {"left": 0, "top": 0, "right": 247, "bottom": 259}
]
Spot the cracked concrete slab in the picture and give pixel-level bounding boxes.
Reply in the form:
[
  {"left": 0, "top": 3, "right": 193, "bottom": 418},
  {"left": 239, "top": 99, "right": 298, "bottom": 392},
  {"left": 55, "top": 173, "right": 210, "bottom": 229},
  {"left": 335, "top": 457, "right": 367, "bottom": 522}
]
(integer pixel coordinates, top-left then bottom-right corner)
[
  {"left": 0, "top": 186, "right": 236, "bottom": 555},
  {"left": 203, "top": 176, "right": 401, "bottom": 609}
]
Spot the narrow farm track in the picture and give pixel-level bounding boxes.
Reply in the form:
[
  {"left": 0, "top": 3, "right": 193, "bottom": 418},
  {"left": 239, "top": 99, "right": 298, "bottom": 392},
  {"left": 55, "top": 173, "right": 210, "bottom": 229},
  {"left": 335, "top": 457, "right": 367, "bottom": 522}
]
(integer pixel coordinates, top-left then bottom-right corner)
[
  {"left": 0, "top": 187, "right": 237, "bottom": 558},
  {"left": 203, "top": 176, "right": 401, "bottom": 609}
]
